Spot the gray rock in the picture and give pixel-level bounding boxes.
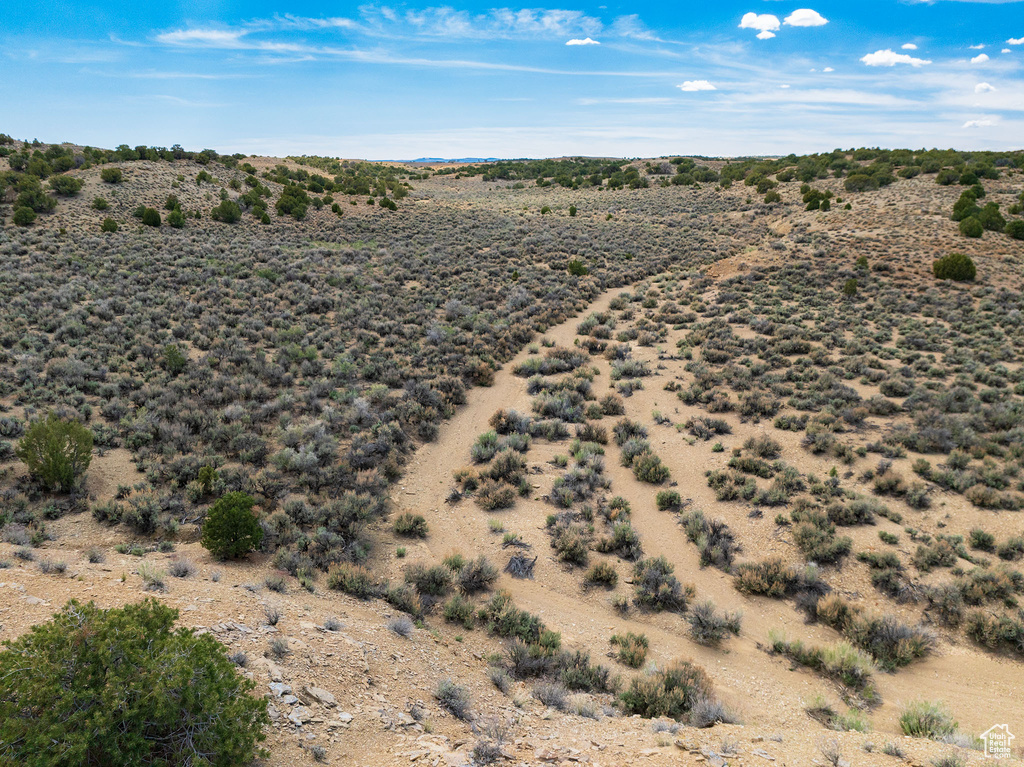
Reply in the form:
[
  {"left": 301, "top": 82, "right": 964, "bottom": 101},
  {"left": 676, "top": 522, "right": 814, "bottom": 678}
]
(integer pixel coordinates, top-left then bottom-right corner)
[
  {"left": 268, "top": 682, "right": 292, "bottom": 698},
  {"left": 288, "top": 706, "right": 311, "bottom": 726},
  {"left": 301, "top": 684, "right": 337, "bottom": 707}
]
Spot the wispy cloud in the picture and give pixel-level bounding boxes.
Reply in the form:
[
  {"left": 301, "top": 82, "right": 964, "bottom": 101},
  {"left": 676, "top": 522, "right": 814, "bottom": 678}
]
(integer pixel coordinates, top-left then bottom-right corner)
[
  {"left": 128, "top": 94, "right": 229, "bottom": 108},
  {"left": 732, "top": 88, "right": 920, "bottom": 107},
  {"left": 155, "top": 28, "right": 247, "bottom": 47},
  {"left": 566, "top": 37, "right": 599, "bottom": 46},
  {"left": 131, "top": 70, "right": 247, "bottom": 79},
  {"left": 576, "top": 96, "right": 675, "bottom": 105}
]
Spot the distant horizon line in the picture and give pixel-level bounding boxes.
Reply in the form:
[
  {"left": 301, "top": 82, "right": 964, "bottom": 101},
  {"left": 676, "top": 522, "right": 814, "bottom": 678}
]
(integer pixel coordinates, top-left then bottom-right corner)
[{"left": 4, "top": 134, "right": 1023, "bottom": 165}]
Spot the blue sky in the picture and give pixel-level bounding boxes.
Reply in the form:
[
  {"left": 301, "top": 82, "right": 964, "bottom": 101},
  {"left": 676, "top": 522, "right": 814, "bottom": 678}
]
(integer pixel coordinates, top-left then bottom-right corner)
[{"left": 2, "top": 1, "right": 1022, "bottom": 158}]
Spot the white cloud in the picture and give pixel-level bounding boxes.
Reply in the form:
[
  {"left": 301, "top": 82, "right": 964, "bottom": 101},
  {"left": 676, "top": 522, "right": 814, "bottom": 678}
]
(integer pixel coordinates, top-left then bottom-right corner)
[
  {"left": 1004, "top": 49, "right": 1013, "bottom": 53},
  {"left": 971, "top": 53, "right": 990, "bottom": 63},
  {"left": 576, "top": 97, "right": 673, "bottom": 105},
  {"left": 155, "top": 28, "right": 246, "bottom": 46},
  {"left": 975, "top": 82, "right": 997, "bottom": 93},
  {"left": 902, "top": 43, "right": 918, "bottom": 50},
  {"left": 374, "top": 7, "right": 612, "bottom": 40},
  {"left": 861, "top": 49, "right": 932, "bottom": 67},
  {"left": 780, "top": 84, "right": 790, "bottom": 88},
  {"left": 969, "top": 44, "right": 986, "bottom": 49},
  {"left": 677, "top": 79, "right": 716, "bottom": 92},
  {"left": 731, "top": 88, "right": 919, "bottom": 108},
  {"left": 963, "top": 119, "right": 994, "bottom": 128},
  {"left": 784, "top": 9, "right": 828, "bottom": 27},
  {"left": 566, "top": 37, "right": 599, "bottom": 45},
  {"left": 739, "top": 12, "right": 780, "bottom": 39},
  {"left": 823, "top": 66, "right": 834, "bottom": 72},
  {"left": 1008, "top": 37, "right": 1024, "bottom": 45}
]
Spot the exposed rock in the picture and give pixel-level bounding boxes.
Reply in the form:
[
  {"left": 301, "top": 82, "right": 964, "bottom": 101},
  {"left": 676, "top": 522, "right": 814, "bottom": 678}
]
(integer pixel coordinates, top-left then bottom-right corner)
[
  {"left": 301, "top": 684, "right": 337, "bottom": 707},
  {"left": 287, "top": 706, "right": 312, "bottom": 726}
]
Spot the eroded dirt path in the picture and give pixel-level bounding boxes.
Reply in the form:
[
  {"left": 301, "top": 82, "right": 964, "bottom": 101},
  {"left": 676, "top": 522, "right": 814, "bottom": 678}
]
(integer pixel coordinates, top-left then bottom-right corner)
[{"left": 395, "top": 276, "right": 1024, "bottom": 740}]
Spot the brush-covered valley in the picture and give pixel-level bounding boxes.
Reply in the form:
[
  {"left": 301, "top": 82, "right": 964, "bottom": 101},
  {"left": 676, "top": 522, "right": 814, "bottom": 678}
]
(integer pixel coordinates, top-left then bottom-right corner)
[{"left": 1, "top": 138, "right": 1024, "bottom": 766}]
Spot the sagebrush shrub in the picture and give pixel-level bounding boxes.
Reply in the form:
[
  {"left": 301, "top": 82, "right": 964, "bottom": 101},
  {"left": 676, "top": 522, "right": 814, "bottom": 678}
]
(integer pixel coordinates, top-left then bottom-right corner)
[
  {"left": 326, "top": 562, "right": 377, "bottom": 598},
  {"left": 618, "top": 660, "right": 714, "bottom": 721}
]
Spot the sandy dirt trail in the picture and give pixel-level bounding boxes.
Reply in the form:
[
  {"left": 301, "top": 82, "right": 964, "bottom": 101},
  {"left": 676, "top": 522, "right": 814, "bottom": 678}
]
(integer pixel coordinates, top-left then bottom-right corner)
[{"left": 394, "top": 280, "right": 1024, "bottom": 740}]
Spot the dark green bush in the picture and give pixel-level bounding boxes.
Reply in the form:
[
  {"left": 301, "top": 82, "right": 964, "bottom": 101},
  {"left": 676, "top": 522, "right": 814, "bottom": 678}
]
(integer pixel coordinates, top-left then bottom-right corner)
[
  {"left": 16, "top": 413, "right": 93, "bottom": 492},
  {"left": 201, "top": 492, "right": 263, "bottom": 559},
  {"left": 15, "top": 182, "right": 57, "bottom": 213},
  {"left": 0, "top": 598, "right": 268, "bottom": 766},
  {"left": 100, "top": 167, "right": 123, "bottom": 183},
  {"left": 1006, "top": 219, "right": 1024, "bottom": 240},
  {"left": 933, "top": 252, "right": 976, "bottom": 281},
  {"left": 958, "top": 216, "right": 982, "bottom": 238},
  {"left": 211, "top": 199, "right": 242, "bottom": 223},
  {"left": 567, "top": 259, "right": 588, "bottom": 276},
  {"left": 276, "top": 185, "right": 309, "bottom": 220},
  {"left": 100, "top": 217, "right": 118, "bottom": 232},
  {"left": 167, "top": 207, "right": 186, "bottom": 228},
  {"left": 12, "top": 206, "right": 36, "bottom": 226},
  {"left": 978, "top": 202, "right": 1005, "bottom": 232},
  {"left": 48, "top": 175, "right": 83, "bottom": 196},
  {"left": 951, "top": 191, "right": 979, "bottom": 222},
  {"left": 163, "top": 344, "right": 187, "bottom": 375},
  {"left": 141, "top": 208, "right": 161, "bottom": 227}
]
